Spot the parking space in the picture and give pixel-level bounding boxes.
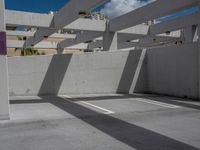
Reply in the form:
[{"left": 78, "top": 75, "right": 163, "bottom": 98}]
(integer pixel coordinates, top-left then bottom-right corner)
[
  {"left": 65, "top": 94, "right": 180, "bottom": 115},
  {"left": 0, "top": 94, "right": 199, "bottom": 150}
]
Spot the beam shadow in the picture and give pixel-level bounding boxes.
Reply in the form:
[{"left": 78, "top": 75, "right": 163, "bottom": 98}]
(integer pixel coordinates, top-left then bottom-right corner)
[
  {"left": 68, "top": 94, "right": 136, "bottom": 101},
  {"left": 20, "top": 51, "right": 198, "bottom": 149},
  {"left": 10, "top": 96, "right": 199, "bottom": 150},
  {"left": 117, "top": 49, "right": 147, "bottom": 94},
  {"left": 38, "top": 54, "right": 72, "bottom": 96}
]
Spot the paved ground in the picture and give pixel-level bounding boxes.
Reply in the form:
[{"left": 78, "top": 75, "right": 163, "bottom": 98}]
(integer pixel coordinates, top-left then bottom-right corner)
[{"left": 0, "top": 94, "right": 200, "bottom": 150}]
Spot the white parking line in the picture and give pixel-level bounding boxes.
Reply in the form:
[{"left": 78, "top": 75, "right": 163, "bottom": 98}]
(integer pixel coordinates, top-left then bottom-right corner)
[
  {"left": 79, "top": 101, "right": 115, "bottom": 114},
  {"left": 63, "top": 95, "right": 115, "bottom": 114},
  {"left": 134, "top": 98, "right": 180, "bottom": 108}
]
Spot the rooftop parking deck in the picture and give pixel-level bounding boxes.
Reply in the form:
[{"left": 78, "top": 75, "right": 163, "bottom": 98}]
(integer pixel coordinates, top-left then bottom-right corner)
[{"left": 0, "top": 94, "right": 200, "bottom": 150}]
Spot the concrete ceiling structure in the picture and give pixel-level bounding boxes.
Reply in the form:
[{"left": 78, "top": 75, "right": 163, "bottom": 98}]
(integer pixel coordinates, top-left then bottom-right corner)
[{"left": 4, "top": 0, "right": 199, "bottom": 52}]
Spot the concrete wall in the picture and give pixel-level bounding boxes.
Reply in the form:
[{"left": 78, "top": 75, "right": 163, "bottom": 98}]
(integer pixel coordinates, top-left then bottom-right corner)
[
  {"left": 147, "top": 43, "right": 198, "bottom": 99},
  {"left": 0, "top": 56, "right": 10, "bottom": 119},
  {"left": 8, "top": 50, "right": 147, "bottom": 96},
  {"left": 8, "top": 43, "right": 199, "bottom": 99}
]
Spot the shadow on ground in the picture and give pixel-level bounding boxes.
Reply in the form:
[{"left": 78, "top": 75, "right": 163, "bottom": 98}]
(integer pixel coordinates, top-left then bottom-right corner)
[
  {"left": 10, "top": 96, "right": 199, "bottom": 150},
  {"left": 136, "top": 94, "right": 200, "bottom": 111}
]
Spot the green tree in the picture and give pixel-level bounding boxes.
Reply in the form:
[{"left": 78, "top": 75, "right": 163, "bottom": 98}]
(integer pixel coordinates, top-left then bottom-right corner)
[{"left": 15, "top": 47, "right": 41, "bottom": 56}]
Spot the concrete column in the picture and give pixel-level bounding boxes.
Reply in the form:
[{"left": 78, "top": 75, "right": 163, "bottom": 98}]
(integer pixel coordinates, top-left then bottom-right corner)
[
  {"left": 198, "top": 24, "right": 200, "bottom": 100},
  {"left": 103, "top": 21, "right": 118, "bottom": 51},
  {"left": 0, "top": 0, "right": 10, "bottom": 120},
  {"left": 183, "top": 26, "right": 196, "bottom": 43},
  {"left": 57, "top": 44, "right": 64, "bottom": 54},
  {"left": 198, "top": 3, "right": 200, "bottom": 100}
]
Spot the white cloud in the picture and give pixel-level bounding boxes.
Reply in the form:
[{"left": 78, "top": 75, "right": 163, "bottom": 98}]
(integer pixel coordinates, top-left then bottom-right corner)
[{"left": 100, "top": 0, "right": 153, "bottom": 19}]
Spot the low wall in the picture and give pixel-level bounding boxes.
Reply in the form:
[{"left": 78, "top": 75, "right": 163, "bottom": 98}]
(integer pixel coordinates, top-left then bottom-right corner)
[
  {"left": 8, "top": 43, "right": 199, "bottom": 99},
  {"left": 8, "top": 50, "right": 147, "bottom": 96},
  {"left": 147, "top": 43, "right": 198, "bottom": 99}
]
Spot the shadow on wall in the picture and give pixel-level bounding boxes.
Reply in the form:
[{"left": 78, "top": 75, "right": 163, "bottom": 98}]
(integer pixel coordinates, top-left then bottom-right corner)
[
  {"left": 38, "top": 50, "right": 147, "bottom": 96},
  {"left": 117, "top": 49, "right": 147, "bottom": 94},
  {"left": 38, "top": 54, "right": 72, "bottom": 96}
]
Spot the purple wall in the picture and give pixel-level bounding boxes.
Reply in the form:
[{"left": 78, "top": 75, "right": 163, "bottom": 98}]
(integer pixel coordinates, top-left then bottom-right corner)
[{"left": 0, "top": 32, "right": 7, "bottom": 55}]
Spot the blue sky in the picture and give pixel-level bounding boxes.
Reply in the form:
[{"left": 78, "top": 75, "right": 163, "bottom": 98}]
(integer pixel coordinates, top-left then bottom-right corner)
[
  {"left": 5, "top": 0, "right": 107, "bottom": 13},
  {"left": 5, "top": 0, "right": 199, "bottom": 20},
  {"left": 5, "top": 0, "right": 70, "bottom": 13}
]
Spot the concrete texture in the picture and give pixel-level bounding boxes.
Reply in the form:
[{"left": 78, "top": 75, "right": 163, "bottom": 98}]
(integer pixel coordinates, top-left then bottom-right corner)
[
  {"left": 8, "top": 43, "right": 200, "bottom": 100},
  {"left": 147, "top": 43, "right": 198, "bottom": 99},
  {"left": 0, "top": 56, "right": 10, "bottom": 120},
  {"left": 0, "top": 0, "right": 9, "bottom": 120},
  {"left": 8, "top": 50, "right": 147, "bottom": 96},
  {"left": 0, "top": 94, "right": 199, "bottom": 150}
]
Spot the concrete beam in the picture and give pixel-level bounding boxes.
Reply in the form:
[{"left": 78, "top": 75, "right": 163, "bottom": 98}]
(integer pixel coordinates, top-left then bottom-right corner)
[
  {"left": 7, "top": 40, "right": 57, "bottom": 49},
  {"left": 110, "top": 0, "right": 199, "bottom": 31},
  {"left": 6, "top": 30, "right": 76, "bottom": 39},
  {"left": 88, "top": 40, "right": 103, "bottom": 49},
  {"left": 118, "top": 33, "right": 146, "bottom": 43},
  {"left": 103, "top": 21, "right": 118, "bottom": 51},
  {"left": 24, "top": 0, "right": 108, "bottom": 48},
  {"left": 118, "top": 42, "right": 138, "bottom": 49},
  {"left": 5, "top": 10, "right": 53, "bottom": 28},
  {"left": 59, "top": 31, "right": 103, "bottom": 49},
  {"left": 183, "top": 26, "right": 197, "bottom": 43},
  {"left": 0, "top": 0, "right": 9, "bottom": 120},
  {"left": 197, "top": 3, "right": 200, "bottom": 100},
  {"left": 5, "top": 10, "right": 106, "bottom": 32},
  {"left": 150, "top": 12, "right": 200, "bottom": 35},
  {"left": 118, "top": 24, "right": 149, "bottom": 35},
  {"left": 7, "top": 40, "right": 88, "bottom": 50}
]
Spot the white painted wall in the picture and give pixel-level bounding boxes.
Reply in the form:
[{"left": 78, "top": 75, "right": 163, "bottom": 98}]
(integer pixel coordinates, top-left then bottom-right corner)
[
  {"left": 147, "top": 43, "right": 198, "bottom": 99},
  {"left": 8, "top": 50, "right": 147, "bottom": 96},
  {"left": 7, "top": 43, "right": 199, "bottom": 100}
]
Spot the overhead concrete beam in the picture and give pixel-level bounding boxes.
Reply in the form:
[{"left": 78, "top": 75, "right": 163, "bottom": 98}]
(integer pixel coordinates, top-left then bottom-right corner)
[
  {"left": 63, "top": 18, "right": 106, "bottom": 32},
  {"left": 59, "top": 31, "right": 103, "bottom": 49},
  {"left": 88, "top": 40, "right": 103, "bottom": 49},
  {"left": 6, "top": 30, "right": 76, "bottom": 39},
  {"left": 118, "top": 24, "right": 149, "bottom": 35},
  {"left": 118, "top": 42, "right": 138, "bottom": 49},
  {"left": 24, "top": 0, "right": 108, "bottom": 48},
  {"left": 118, "top": 33, "right": 146, "bottom": 43},
  {"left": 7, "top": 40, "right": 88, "bottom": 50},
  {"left": 7, "top": 40, "right": 57, "bottom": 49},
  {"left": 150, "top": 12, "right": 200, "bottom": 35},
  {"left": 5, "top": 10, "right": 106, "bottom": 32},
  {"left": 110, "top": 0, "right": 199, "bottom": 31},
  {"left": 5, "top": 10, "right": 53, "bottom": 28}
]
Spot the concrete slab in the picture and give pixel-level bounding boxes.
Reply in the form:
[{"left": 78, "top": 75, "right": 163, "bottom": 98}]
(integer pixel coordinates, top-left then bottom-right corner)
[{"left": 0, "top": 94, "right": 199, "bottom": 150}]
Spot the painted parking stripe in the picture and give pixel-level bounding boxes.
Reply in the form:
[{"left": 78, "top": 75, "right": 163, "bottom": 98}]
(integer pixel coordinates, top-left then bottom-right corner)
[
  {"left": 63, "top": 95, "right": 115, "bottom": 114},
  {"left": 79, "top": 101, "right": 115, "bottom": 114},
  {"left": 133, "top": 98, "right": 180, "bottom": 108}
]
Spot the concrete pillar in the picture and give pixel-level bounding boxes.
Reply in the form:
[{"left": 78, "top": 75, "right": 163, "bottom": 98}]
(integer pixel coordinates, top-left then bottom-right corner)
[
  {"left": 57, "top": 44, "right": 64, "bottom": 54},
  {"left": 0, "top": 0, "right": 10, "bottom": 120},
  {"left": 183, "top": 26, "right": 196, "bottom": 43},
  {"left": 198, "top": 24, "right": 200, "bottom": 100},
  {"left": 103, "top": 21, "right": 118, "bottom": 51},
  {"left": 198, "top": 3, "right": 200, "bottom": 100}
]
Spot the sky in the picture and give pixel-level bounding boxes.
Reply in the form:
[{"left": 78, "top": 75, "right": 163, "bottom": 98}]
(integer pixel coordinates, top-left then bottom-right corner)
[{"left": 5, "top": 0, "right": 199, "bottom": 20}]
